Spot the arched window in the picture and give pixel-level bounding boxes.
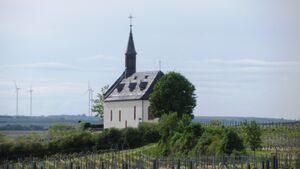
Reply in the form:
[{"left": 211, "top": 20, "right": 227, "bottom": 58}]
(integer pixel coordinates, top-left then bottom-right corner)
[
  {"left": 119, "top": 110, "right": 121, "bottom": 122},
  {"left": 110, "top": 110, "right": 113, "bottom": 121},
  {"left": 134, "top": 106, "right": 136, "bottom": 120},
  {"left": 125, "top": 120, "right": 128, "bottom": 128}
]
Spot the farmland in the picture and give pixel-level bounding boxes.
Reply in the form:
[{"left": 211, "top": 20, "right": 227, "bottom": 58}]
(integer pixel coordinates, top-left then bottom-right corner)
[
  {"left": 2, "top": 119, "right": 300, "bottom": 168},
  {"left": 1, "top": 144, "right": 299, "bottom": 169},
  {"left": 0, "top": 115, "right": 299, "bottom": 168}
]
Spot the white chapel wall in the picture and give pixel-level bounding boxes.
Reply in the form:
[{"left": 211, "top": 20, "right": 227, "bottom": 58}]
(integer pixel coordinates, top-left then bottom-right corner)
[{"left": 104, "top": 100, "right": 150, "bottom": 129}]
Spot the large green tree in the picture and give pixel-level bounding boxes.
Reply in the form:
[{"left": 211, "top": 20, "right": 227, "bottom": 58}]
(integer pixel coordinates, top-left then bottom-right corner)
[
  {"left": 149, "top": 72, "right": 196, "bottom": 118},
  {"left": 92, "top": 85, "right": 109, "bottom": 118}
]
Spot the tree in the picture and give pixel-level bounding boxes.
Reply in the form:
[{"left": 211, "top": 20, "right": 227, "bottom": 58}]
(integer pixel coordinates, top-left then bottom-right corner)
[
  {"left": 92, "top": 85, "right": 109, "bottom": 118},
  {"left": 219, "top": 129, "right": 244, "bottom": 155},
  {"left": 149, "top": 72, "right": 196, "bottom": 118},
  {"left": 242, "top": 121, "right": 262, "bottom": 156},
  {"left": 158, "top": 112, "right": 179, "bottom": 144}
]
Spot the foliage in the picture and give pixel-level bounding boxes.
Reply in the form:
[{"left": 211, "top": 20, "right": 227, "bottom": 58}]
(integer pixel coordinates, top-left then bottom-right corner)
[
  {"left": 79, "top": 121, "right": 103, "bottom": 131},
  {"left": 209, "top": 120, "right": 222, "bottom": 127},
  {"left": 242, "top": 121, "right": 262, "bottom": 152},
  {"left": 48, "top": 123, "right": 77, "bottom": 139},
  {"left": 158, "top": 112, "right": 179, "bottom": 145},
  {"left": 92, "top": 85, "right": 109, "bottom": 118},
  {"left": 192, "top": 128, "right": 222, "bottom": 155},
  {"left": 123, "top": 127, "right": 143, "bottom": 148},
  {"left": 0, "top": 134, "right": 15, "bottom": 159},
  {"left": 219, "top": 129, "right": 244, "bottom": 155},
  {"left": 156, "top": 112, "right": 246, "bottom": 157},
  {"left": 157, "top": 113, "right": 205, "bottom": 156},
  {"left": 138, "top": 123, "right": 160, "bottom": 144},
  {"left": 149, "top": 72, "right": 196, "bottom": 118},
  {"left": 0, "top": 122, "right": 160, "bottom": 161},
  {"left": 48, "top": 131, "right": 94, "bottom": 152},
  {"left": 95, "top": 128, "right": 123, "bottom": 149}
]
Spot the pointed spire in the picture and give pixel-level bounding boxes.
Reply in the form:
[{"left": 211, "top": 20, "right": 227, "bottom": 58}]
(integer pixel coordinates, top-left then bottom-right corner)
[
  {"left": 125, "top": 15, "right": 137, "bottom": 78},
  {"left": 126, "top": 16, "right": 137, "bottom": 55}
]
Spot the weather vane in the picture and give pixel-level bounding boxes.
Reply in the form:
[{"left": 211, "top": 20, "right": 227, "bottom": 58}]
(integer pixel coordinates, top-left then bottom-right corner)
[{"left": 129, "top": 14, "right": 134, "bottom": 27}]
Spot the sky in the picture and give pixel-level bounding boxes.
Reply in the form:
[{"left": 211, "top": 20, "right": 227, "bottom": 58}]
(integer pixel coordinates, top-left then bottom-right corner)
[{"left": 0, "top": 0, "right": 299, "bottom": 119}]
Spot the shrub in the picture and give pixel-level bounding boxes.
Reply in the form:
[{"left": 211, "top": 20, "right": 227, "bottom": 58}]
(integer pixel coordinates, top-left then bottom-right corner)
[
  {"left": 95, "top": 128, "right": 122, "bottom": 149},
  {"left": 122, "top": 127, "right": 143, "bottom": 148},
  {"left": 138, "top": 123, "right": 160, "bottom": 144},
  {"left": 48, "top": 131, "right": 94, "bottom": 152},
  {"left": 192, "top": 130, "right": 222, "bottom": 156},
  {"left": 218, "top": 129, "right": 244, "bottom": 155},
  {"left": 158, "top": 112, "right": 179, "bottom": 144}
]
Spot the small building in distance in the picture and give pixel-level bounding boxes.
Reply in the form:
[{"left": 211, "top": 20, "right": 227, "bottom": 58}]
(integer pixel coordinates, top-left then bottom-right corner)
[{"left": 103, "top": 24, "right": 163, "bottom": 129}]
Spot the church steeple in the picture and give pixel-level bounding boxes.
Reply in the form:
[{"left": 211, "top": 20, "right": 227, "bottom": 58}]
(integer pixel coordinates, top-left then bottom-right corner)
[{"left": 125, "top": 15, "right": 137, "bottom": 78}]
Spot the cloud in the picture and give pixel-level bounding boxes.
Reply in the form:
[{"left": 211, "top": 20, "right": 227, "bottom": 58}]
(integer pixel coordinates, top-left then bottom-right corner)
[
  {"left": 204, "top": 59, "right": 300, "bottom": 67},
  {"left": 78, "top": 54, "right": 118, "bottom": 62},
  {"left": 177, "top": 59, "right": 300, "bottom": 74},
  {"left": 1, "top": 62, "right": 81, "bottom": 71}
]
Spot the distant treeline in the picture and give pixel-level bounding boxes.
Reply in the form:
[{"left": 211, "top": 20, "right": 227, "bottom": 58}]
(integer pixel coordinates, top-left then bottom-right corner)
[
  {"left": 199, "top": 120, "right": 300, "bottom": 127},
  {"left": 193, "top": 116, "right": 298, "bottom": 126},
  {"left": 0, "top": 124, "right": 45, "bottom": 131},
  {"left": 0, "top": 115, "right": 100, "bottom": 129}
]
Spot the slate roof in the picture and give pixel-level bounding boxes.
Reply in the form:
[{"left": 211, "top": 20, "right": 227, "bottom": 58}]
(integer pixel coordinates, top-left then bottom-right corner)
[
  {"left": 104, "top": 71, "right": 164, "bottom": 102},
  {"left": 126, "top": 28, "right": 137, "bottom": 56}
]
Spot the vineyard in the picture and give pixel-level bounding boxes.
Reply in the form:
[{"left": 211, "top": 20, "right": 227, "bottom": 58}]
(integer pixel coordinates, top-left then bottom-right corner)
[
  {"left": 1, "top": 121, "right": 299, "bottom": 169},
  {"left": 202, "top": 121, "right": 300, "bottom": 152},
  {"left": 1, "top": 147, "right": 299, "bottom": 169}
]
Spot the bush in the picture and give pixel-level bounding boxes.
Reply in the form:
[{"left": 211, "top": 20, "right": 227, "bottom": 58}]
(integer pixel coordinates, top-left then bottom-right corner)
[
  {"left": 1, "top": 123, "right": 161, "bottom": 161},
  {"left": 158, "top": 112, "right": 179, "bottom": 144},
  {"left": 48, "top": 123, "right": 77, "bottom": 139},
  {"left": 192, "top": 129, "right": 222, "bottom": 156},
  {"left": 49, "top": 131, "right": 94, "bottom": 152},
  {"left": 122, "top": 127, "right": 143, "bottom": 148},
  {"left": 218, "top": 129, "right": 244, "bottom": 155},
  {"left": 189, "top": 123, "right": 204, "bottom": 137},
  {"left": 0, "top": 141, "right": 14, "bottom": 159},
  {"left": 138, "top": 123, "right": 160, "bottom": 144},
  {"left": 95, "top": 128, "right": 122, "bottom": 149}
]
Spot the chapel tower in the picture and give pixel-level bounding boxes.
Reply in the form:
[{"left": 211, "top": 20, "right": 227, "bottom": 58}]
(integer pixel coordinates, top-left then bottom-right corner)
[{"left": 125, "top": 17, "right": 137, "bottom": 78}]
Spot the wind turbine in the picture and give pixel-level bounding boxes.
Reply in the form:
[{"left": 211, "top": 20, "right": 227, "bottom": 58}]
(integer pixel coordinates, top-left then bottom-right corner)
[
  {"left": 14, "top": 82, "right": 20, "bottom": 116},
  {"left": 28, "top": 84, "right": 33, "bottom": 116},
  {"left": 87, "top": 82, "right": 94, "bottom": 116}
]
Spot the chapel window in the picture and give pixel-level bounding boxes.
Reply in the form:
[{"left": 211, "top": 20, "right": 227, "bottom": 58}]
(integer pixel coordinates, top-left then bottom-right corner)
[
  {"left": 110, "top": 110, "right": 113, "bottom": 121},
  {"left": 134, "top": 106, "right": 136, "bottom": 120}
]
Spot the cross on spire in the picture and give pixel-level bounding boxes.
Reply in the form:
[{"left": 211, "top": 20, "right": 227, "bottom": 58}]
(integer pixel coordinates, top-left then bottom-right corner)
[{"left": 129, "top": 14, "right": 134, "bottom": 28}]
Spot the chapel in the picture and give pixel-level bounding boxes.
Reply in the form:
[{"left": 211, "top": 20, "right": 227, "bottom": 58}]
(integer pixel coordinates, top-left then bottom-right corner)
[{"left": 103, "top": 23, "right": 163, "bottom": 128}]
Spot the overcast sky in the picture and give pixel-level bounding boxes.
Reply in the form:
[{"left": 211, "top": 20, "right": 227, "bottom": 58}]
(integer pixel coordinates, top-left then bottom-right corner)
[{"left": 0, "top": 0, "right": 299, "bottom": 119}]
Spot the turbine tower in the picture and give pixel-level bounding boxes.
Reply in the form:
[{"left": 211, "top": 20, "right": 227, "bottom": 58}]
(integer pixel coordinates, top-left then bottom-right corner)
[
  {"left": 88, "top": 82, "right": 94, "bottom": 116},
  {"left": 28, "top": 85, "right": 33, "bottom": 116},
  {"left": 14, "top": 82, "right": 20, "bottom": 116}
]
